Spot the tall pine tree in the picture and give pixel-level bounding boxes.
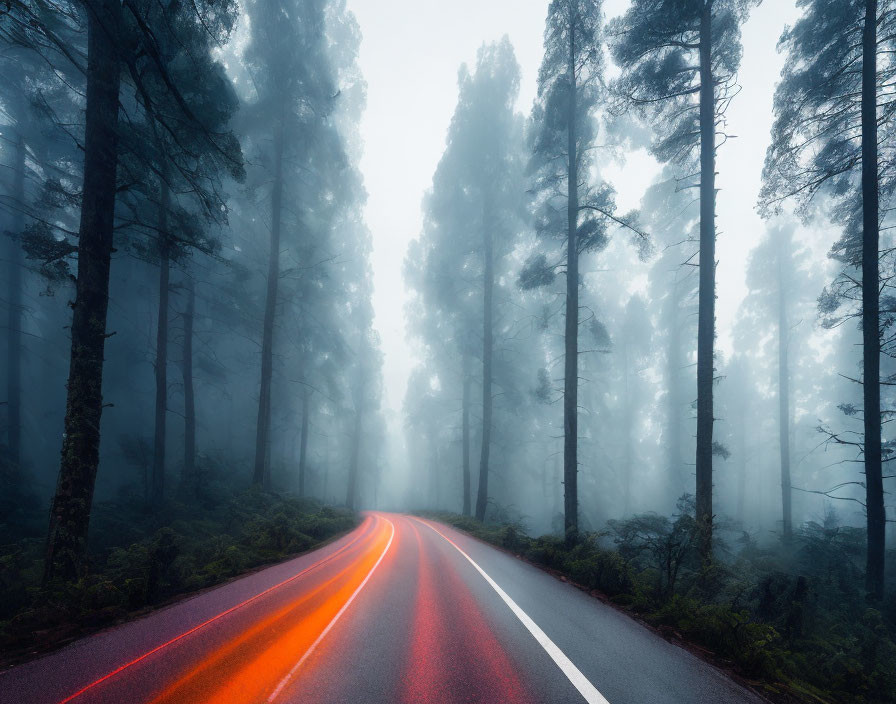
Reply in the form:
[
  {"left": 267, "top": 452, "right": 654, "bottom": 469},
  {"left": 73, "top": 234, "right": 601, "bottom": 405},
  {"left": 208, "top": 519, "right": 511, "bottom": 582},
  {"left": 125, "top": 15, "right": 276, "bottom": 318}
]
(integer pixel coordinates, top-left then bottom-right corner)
[
  {"left": 610, "top": 0, "right": 758, "bottom": 563},
  {"left": 761, "top": 0, "right": 894, "bottom": 600},
  {"left": 527, "top": 0, "right": 640, "bottom": 537}
]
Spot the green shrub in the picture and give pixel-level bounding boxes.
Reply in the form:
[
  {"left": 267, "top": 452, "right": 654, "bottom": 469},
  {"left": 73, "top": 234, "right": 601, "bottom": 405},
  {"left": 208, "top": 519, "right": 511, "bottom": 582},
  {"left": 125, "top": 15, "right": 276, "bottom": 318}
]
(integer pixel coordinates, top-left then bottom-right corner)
[{"left": 0, "top": 489, "right": 358, "bottom": 663}]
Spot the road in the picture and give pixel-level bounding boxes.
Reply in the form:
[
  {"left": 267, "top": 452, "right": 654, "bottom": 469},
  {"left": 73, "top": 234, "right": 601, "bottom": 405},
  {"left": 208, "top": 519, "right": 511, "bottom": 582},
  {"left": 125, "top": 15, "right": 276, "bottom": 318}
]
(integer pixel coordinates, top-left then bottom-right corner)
[{"left": 0, "top": 513, "right": 764, "bottom": 704}]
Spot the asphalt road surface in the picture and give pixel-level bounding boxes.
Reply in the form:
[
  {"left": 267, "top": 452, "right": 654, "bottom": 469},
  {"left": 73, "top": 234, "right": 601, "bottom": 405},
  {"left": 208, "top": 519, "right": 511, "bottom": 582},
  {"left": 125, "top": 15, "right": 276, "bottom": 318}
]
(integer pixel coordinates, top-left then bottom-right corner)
[{"left": 0, "top": 513, "right": 764, "bottom": 704}]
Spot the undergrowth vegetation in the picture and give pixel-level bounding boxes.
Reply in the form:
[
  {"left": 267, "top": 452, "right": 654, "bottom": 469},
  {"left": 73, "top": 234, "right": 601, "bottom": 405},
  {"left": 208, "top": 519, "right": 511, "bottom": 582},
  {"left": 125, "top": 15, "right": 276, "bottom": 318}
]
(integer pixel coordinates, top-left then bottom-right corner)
[
  {"left": 0, "top": 489, "right": 356, "bottom": 664},
  {"left": 427, "top": 501, "right": 896, "bottom": 704}
]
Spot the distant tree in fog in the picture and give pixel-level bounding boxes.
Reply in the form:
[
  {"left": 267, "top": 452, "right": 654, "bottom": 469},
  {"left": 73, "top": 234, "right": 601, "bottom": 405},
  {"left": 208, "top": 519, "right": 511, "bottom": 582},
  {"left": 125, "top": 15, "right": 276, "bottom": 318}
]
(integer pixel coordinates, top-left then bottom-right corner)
[
  {"left": 619, "top": 294, "right": 652, "bottom": 515},
  {"left": 641, "top": 171, "right": 699, "bottom": 507},
  {"left": 527, "top": 0, "right": 639, "bottom": 540},
  {"left": 0, "top": 1, "right": 82, "bottom": 511},
  {"left": 405, "top": 39, "right": 525, "bottom": 519},
  {"left": 242, "top": 0, "right": 364, "bottom": 490},
  {"left": 243, "top": 0, "right": 321, "bottom": 488},
  {"left": 741, "top": 224, "right": 803, "bottom": 540}
]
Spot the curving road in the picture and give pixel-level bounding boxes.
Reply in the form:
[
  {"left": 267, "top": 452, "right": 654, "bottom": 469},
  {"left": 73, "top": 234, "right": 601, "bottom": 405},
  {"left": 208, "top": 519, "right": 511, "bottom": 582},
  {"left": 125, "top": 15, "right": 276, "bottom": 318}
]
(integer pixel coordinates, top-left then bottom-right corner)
[{"left": 0, "top": 513, "right": 763, "bottom": 704}]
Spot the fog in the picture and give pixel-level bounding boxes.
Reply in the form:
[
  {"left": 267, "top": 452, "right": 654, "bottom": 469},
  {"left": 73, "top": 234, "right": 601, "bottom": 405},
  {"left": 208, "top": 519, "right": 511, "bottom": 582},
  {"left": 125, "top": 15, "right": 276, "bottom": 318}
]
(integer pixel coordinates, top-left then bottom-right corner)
[{"left": 2, "top": 0, "right": 894, "bottom": 617}]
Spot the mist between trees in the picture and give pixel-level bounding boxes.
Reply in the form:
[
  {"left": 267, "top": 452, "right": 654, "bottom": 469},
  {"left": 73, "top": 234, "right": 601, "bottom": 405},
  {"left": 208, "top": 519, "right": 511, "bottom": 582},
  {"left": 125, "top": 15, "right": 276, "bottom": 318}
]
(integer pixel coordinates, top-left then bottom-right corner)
[
  {"left": 404, "top": 0, "right": 894, "bottom": 606},
  {"left": 0, "top": 0, "right": 894, "bottom": 674}
]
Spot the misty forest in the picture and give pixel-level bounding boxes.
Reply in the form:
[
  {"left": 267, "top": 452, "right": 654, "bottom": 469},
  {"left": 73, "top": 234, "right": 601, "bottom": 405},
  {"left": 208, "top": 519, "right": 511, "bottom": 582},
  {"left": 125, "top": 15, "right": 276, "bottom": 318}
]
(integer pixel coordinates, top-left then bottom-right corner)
[{"left": 2, "top": 0, "right": 896, "bottom": 703}]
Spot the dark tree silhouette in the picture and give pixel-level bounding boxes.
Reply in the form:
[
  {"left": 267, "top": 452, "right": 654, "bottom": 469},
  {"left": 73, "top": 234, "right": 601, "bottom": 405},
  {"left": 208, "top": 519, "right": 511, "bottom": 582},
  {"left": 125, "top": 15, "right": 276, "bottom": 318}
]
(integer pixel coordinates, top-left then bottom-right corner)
[
  {"left": 761, "top": 0, "right": 894, "bottom": 600},
  {"left": 611, "top": 0, "right": 758, "bottom": 564}
]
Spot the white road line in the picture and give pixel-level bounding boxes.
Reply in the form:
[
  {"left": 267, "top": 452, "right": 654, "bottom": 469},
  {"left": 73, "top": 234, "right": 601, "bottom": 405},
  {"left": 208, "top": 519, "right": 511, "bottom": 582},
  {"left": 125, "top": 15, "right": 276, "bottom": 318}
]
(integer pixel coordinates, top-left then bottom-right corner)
[
  {"left": 267, "top": 515, "right": 395, "bottom": 703},
  {"left": 412, "top": 517, "right": 611, "bottom": 704}
]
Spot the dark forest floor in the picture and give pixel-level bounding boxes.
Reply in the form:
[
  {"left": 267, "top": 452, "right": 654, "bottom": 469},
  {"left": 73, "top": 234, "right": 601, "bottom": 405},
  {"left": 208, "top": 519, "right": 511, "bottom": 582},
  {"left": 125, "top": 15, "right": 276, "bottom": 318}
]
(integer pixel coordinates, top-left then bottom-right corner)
[{"left": 0, "top": 491, "right": 356, "bottom": 668}]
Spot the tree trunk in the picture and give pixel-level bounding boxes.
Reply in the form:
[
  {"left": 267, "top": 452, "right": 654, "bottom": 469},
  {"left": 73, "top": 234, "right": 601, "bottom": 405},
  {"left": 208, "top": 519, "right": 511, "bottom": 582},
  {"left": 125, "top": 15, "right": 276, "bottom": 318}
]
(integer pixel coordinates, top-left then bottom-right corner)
[
  {"left": 6, "top": 132, "right": 25, "bottom": 478},
  {"left": 182, "top": 274, "right": 196, "bottom": 492},
  {"left": 323, "top": 434, "right": 330, "bottom": 501},
  {"left": 44, "top": 0, "right": 122, "bottom": 584},
  {"left": 152, "top": 178, "right": 170, "bottom": 507},
  {"left": 253, "top": 122, "right": 284, "bottom": 488},
  {"left": 427, "top": 434, "right": 437, "bottom": 508},
  {"left": 346, "top": 326, "right": 366, "bottom": 511},
  {"left": 298, "top": 387, "right": 309, "bottom": 498},
  {"left": 777, "top": 233, "right": 792, "bottom": 541},
  {"left": 462, "top": 353, "right": 471, "bottom": 516},
  {"left": 563, "top": 17, "right": 580, "bottom": 541},
  {"left": 862, "top": 0, "right": 885, "bottom": 601},
  {"left": 346, "top": 401, "right": 362, "bottom": 510},
  {"left": 433, "top": 442, "right": 441, "bottom": 508},
  {"left": 553, "top": 447, "right": 561, "bottom": 526},
  {"left": 736, "top": 396, "right": 747, "bottom": 525},
  {"left": 667, "top": 274, "right": 685, "bottom": 504},
  {"left": 695, "top": 0, "right": 717, "bottom": 566},
  {"left": 475, "top": 205, "right": 494, "bottom": 522},
  {"left": 623, "top": 340, "right": 632, "bottom": 516}
]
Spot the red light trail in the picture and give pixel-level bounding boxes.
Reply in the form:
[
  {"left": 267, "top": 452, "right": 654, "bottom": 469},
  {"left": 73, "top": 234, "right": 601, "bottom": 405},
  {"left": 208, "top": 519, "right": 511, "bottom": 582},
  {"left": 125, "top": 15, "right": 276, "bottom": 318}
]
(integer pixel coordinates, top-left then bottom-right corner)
[{"left": 48, "top": 513, "right": 539, "bottom": 704}]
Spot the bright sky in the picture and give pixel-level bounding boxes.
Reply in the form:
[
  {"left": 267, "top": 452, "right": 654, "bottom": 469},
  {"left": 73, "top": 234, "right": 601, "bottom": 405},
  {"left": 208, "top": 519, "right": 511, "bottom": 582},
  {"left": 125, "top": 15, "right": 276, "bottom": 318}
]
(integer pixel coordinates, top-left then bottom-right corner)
[{"left": 345, "top": 0, "right": 802, "bottom": 417}]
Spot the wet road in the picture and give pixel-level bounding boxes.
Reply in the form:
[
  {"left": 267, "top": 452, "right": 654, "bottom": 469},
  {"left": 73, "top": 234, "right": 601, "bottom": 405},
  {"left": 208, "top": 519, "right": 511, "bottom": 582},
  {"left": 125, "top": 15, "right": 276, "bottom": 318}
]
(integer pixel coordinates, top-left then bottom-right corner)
[{"left": 0, "top": 513, "right": 763, "bottom": 704}]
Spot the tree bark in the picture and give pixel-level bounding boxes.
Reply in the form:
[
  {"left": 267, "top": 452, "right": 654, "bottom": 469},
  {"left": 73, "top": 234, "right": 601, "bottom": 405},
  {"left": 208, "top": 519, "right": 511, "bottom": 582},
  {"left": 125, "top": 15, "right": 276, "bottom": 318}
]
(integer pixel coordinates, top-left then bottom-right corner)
[
  {"left": 553, "top": 447, "right": 561, "bottom": 525},
  {"left": 323, "top": 434, "right": 330, "bottom": 501},
  {"left": 475, "top": 204, "right": 494, "bottom": 522},
  {"left": 777, "top": 233, "right": 792, "bottom": 541},
  {"left": 861, "top": 0, "right": 885, "bottom": 601},
  {"left": 433, "top": 442, "right": 441, "bottom": 508},
  {"left": 152, "top": 177, "right": 170, "bottom": 507},
  {"left": 427, "top": 434, "right": 437, "bottom": 508},
  {"left": 563, "top": 15, "right": 580, "bottom": 541},
  {"left": 736, "top": 394, "right": 747, "bottom": 525},
  {"left": 44, "top": 0, "right": 122, "bottom": 584},
  {"left": 253, "top": 121, "right": 284, "bottom": 488},
  {"left": 623, "top": 339, "right": 632, "bottom": 516},
  {"left": 667, "top": 274, "right": 685, "bottom": 503},
  {"left": 181, "top": 274, "right": 196, "bottom": 492},
  {"left": 695, "top": 0, "right": 717, "bottom": 566},
  {"left": 346, "top": 326, "right": 367, "bottom": 511},
  {"left": 346, "top": 399, "right": 362, "bottom": 510},
  {"left": 462, "top": 353, "right": 471, "bottom": 516},
  {"left": 6, "top": 132, "right": 25, "bottom": 478},
  {"left": 298, "top": 387, "right": 309, "bottom": 498}
]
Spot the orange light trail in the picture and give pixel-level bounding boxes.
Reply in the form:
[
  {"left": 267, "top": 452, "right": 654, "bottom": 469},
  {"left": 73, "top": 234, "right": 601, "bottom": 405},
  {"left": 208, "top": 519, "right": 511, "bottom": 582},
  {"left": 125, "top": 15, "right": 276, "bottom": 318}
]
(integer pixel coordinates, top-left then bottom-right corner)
[
  {"left": 52, "top": 513, "right": 534, "bottom": 704},
  {"left": 143, "top": 514, "right": 393, "bottom": 704},
  {"left": 265, "top": 515, "right": 395, "bottom": 702},
  {"left": 56, "top": 515, "right": 381, "bottom": 704}
]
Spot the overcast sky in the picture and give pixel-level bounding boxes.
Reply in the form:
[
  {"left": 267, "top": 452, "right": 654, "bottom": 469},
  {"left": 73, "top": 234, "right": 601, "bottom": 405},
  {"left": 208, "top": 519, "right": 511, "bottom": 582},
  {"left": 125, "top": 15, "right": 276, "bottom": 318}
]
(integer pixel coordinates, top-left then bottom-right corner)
[{"left": 344, "top": 0, "right": 803, "bottom": 417}]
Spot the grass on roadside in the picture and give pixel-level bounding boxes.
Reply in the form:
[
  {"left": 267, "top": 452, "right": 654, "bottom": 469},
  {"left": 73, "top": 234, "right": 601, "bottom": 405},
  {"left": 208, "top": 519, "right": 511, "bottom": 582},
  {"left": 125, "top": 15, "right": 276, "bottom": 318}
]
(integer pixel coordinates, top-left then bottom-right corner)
[{"left": 0, "top": 490, "right": 356, "bottom": 665}]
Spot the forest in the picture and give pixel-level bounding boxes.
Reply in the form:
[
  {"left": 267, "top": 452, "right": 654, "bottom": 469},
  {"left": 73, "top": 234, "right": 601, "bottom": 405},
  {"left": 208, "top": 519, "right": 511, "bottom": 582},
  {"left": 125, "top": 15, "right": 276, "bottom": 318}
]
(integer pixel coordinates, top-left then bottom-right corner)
[{"left": 1, "top": 0, "right": 895, "bottom": 703}]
